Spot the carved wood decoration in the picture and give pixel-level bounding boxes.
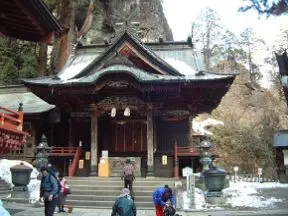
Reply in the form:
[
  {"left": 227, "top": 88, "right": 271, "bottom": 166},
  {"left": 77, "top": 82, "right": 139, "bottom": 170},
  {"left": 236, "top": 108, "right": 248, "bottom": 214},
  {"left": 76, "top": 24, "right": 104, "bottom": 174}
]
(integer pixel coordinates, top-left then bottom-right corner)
[
  {"left": 97, "top": 96, "right": 145, "bottom": 110},
  {"left": 105, "top": 80, "right": 130, "bottom": 88}
]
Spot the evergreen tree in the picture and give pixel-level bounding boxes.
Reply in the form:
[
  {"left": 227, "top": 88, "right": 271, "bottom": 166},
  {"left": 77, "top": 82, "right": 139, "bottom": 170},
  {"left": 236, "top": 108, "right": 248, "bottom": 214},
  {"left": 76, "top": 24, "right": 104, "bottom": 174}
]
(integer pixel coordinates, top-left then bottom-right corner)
[
  {"left": 192, "top": 7, "right": 223, "bottom": 71},
  {"left": 240, "top": 27, "right": 265, "bottom": 83}
]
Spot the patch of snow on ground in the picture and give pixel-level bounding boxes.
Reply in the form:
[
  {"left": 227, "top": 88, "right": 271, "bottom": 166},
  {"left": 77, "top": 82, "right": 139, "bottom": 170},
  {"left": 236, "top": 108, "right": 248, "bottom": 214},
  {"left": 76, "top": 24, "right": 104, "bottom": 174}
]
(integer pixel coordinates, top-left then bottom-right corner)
[
  {"left": 183, "top": 181, "right": 288, "bottom": 210},
  {"left": 183, "top": 188, "right": 222, "bottom": 210},
  {"left": 0, "top": 159, "right": 40, "bottom": 203},
  {"left": 28, "top": 179, "right": 41, "bottom": 203},
  {"left": 223, "top": 182, "right": 287, "bottom": 208}
]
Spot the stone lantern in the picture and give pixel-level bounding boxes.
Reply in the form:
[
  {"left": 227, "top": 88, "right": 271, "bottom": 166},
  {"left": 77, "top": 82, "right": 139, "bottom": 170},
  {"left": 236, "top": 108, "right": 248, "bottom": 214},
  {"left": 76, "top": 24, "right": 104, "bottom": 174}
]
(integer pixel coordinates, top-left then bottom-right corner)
[
  {"left": 199, "top": 139, "right": 213, "bottom": 171},
  {"left": 34, "top": 134, "right": 52, "bottom": 171},
  {"left": 10, "top": 162, "right": 33, "bottom": 191}
]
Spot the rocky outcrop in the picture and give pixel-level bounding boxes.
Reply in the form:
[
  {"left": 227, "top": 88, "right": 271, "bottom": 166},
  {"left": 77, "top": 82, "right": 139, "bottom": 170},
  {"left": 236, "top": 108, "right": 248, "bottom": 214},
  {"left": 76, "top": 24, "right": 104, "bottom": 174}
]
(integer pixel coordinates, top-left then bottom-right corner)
[{"left": 76, "top": 0, "right": 173, "bottom": 44}]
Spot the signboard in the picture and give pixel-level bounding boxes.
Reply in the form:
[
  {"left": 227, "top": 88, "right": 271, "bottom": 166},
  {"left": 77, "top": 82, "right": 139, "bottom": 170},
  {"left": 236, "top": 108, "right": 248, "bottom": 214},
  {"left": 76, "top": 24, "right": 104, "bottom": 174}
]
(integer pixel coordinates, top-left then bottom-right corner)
[
  {"left": 283, "top": 150, "right": 288, "bottom": 166},
  {"left": 162, "top": 155, "right": 167, "bottom": 165},
  {"left": 102, "top": 150, "right": 109, "bottom": 158},
  {"left": 182, "top": 167, "right": 193, "bottom": 177},
  {"left": 78, "top": 160, "right": 84, "bottom": 169},
  {"left": 85, "top": 152, "right": 90, "bottom": 160},
  {"left": 258, "top": 168, "right": 263, "bottom": 176}
]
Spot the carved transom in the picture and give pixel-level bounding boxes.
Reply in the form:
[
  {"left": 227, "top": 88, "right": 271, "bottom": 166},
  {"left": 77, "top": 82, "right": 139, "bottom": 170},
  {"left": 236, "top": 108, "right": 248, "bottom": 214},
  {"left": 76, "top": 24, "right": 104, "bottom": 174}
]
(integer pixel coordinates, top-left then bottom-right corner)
[
  {"left": 98, "top": 96, "right": 145, "bottom": 107},
  {"left": 105, "top": 80, "right": 130, "bottom": 88}
]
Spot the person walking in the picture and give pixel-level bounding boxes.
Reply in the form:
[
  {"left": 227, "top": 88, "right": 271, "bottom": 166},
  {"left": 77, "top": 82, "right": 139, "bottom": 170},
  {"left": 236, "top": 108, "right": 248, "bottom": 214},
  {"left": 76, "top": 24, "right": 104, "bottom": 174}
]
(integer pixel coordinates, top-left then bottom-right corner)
[
  {"left": 111, "top": 188, "right": 137, "bottom": 216},
  {"left": 121, "top": 159, "right": 136, "bottom": 196},
  {"left": 152, "top": 185, "right": 176, "bottom": 216},
  {"left": 40, "top": 166, "right": 59, "bottom": 216}
]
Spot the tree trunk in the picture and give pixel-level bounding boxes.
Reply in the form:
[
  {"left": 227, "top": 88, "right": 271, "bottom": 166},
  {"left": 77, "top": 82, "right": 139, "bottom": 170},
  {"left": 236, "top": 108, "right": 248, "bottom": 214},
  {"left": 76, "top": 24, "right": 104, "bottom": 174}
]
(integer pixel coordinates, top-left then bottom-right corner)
[
  {"left": 37, "top": 43, "right": 48, "bottom": 76},
  {"left": 56, "top": 0, "right": 76, "bottom": 70}
]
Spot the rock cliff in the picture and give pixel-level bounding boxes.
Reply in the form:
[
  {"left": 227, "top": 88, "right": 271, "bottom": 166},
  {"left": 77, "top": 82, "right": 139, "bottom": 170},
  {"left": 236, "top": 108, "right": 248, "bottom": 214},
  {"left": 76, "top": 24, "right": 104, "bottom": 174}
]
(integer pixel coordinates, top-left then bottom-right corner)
[{"left": 76, "top": 0, "right": 173, "bottom": 44}]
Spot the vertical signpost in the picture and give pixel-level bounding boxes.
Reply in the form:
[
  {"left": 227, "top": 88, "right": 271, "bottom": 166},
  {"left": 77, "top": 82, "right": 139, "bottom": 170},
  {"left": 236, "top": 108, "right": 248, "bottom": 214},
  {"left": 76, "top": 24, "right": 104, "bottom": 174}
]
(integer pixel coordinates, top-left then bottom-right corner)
[
  {"left": 258, "top": 168, "right": 263, "bottom": 183},
  {"left": 182, "top": 167, "right": 195, "bottom": 209},
  {"left": 233, "top": 166, "right": 239, "bottom": 183}
]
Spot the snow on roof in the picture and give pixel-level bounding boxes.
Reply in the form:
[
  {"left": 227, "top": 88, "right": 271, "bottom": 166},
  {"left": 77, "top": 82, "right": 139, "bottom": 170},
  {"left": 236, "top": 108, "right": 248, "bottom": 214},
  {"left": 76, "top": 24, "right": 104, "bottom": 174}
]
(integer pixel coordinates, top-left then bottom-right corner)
[
  {"left": 57, "top": 54, "right": 99, "bottom": 81},
  {"left": 164, "top": 57, "right": 197, "bottom": 75}
]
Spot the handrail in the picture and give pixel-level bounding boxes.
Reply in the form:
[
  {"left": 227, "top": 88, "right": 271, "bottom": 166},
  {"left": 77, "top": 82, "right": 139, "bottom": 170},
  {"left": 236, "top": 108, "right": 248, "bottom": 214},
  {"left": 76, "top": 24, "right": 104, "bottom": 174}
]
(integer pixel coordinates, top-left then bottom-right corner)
[
  {"left": 0, "top": 106, "right": 24, "bottom": 132},
  {"left": 68, "top": 146, "right": 81, "bottom": 177},
  {"left": 50, "top": 147, "right": 78, "bottom": 156},
  {"left": 174, "top": 143, "right": 201, "bottom": 177}
]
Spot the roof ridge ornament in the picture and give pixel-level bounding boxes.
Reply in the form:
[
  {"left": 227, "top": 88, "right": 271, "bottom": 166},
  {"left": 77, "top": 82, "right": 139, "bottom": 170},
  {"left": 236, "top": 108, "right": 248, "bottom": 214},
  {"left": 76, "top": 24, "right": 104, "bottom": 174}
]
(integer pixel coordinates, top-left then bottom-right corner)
[{"left": 110, "top": 6, "right": 143, "bottom": 41}]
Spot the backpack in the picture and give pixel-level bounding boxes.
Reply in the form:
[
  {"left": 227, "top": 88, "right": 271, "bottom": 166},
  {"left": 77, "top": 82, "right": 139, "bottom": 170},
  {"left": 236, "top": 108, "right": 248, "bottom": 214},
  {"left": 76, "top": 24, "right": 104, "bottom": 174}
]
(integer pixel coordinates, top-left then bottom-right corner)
[
  {"left": 164, "top": 206, "right": 176, "bottom": 216},
  {"left": 49, "top": 174, "right": 61, "bottom": 195}
]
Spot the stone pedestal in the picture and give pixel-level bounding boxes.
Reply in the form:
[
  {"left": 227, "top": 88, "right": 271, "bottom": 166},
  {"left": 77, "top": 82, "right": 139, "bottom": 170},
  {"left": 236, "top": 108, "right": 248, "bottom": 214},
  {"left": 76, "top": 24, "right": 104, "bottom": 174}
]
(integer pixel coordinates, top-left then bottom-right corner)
[
  {"left": 205, "top": 196, "right": 226, "bottom": 206},
  {"left": 11, "top": 186, "right": 30, "bottom": 202}
]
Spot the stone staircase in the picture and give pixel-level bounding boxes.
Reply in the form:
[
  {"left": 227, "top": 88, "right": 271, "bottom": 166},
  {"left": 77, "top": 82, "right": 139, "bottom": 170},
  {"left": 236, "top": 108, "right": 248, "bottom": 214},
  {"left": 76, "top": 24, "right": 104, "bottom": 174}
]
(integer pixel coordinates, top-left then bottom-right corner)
[
  {"left": 0, "top": 178, "right": 11, "bottom": 199},
  {"left": 65, "top": 177, "right": 176, "bottom": 209}
]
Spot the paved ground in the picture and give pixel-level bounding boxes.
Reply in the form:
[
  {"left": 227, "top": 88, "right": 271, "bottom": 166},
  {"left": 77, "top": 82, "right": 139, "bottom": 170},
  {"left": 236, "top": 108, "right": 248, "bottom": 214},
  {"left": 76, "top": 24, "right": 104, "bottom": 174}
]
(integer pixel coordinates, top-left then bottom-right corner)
[
  {"left": 3, "top": 202, "right": 288, "bottom": 216},
  {"left": 3, "top": 186, "right": 288, "bottom": 216}
]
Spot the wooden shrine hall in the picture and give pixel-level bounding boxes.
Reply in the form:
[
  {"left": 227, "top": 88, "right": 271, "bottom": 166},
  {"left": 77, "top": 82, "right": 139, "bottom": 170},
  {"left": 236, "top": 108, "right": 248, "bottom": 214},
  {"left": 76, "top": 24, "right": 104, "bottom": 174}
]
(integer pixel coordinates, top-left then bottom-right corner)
[{"left": 23, "top": 31, "right": 236, "bottom": 177}]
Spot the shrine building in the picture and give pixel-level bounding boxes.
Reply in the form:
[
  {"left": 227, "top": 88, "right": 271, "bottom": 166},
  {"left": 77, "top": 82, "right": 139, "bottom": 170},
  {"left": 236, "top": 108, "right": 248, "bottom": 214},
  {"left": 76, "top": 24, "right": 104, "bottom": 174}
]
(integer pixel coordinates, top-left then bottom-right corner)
[{"left": 18, "top": 31, "right": 236, "bottom": 177}]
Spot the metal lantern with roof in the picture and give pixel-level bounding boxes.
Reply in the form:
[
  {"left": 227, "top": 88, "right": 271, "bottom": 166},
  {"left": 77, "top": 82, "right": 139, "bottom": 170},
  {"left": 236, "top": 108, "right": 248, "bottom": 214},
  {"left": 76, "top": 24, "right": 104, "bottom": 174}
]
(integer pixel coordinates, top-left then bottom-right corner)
[
  {"left": 34, "top": 134, "right": 52, "bottom": 170},
  {"left": 199, "top": 139, "right": 213, "bottom": 171}
]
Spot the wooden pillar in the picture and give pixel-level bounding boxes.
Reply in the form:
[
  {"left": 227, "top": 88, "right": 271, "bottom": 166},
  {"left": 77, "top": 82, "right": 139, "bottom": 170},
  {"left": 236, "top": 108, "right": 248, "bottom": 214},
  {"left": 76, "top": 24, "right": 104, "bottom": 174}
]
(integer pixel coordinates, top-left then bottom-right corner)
[
  {"left": 68, "top": 118, "right": 73, "bottom": 147},
  {"left": 90, "top": 112, "right": 98, "bottom": 176},
  {"left": 147, "top": 104, "right": 154, "bottom": 176},
  {"left": 188, "top": 115, "right": 194, "bottom": 147}
]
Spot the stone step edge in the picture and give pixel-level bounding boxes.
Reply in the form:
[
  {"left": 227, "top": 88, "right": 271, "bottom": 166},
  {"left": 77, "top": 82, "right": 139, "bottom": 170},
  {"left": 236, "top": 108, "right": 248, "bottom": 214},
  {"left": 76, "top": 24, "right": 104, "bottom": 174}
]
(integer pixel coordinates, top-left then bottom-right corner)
[
  {"left": 70, "top": 185, "right": 163, "bottom": 187},
  {"left": 69, "top": 189, "right": 154, "bottom": 192},
  {"left": 66, "top": 200, "right": 152, "bottom": 204},
  {"left": 68, "top": 206, "right": 154, "bottom": 210},
  {"left": 68, "top": 195, "right": 151, "bottom": 198}
]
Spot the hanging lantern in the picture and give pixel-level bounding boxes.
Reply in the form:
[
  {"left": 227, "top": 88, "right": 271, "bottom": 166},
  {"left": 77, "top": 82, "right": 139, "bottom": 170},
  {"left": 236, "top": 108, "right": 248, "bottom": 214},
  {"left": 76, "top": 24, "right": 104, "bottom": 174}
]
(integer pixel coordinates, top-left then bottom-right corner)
[
  {"left": 124, "top": 107, "right": 130, "bottom": 117},
  {"left": 111, "top": 107, "right": 116, "bottom": 118}
]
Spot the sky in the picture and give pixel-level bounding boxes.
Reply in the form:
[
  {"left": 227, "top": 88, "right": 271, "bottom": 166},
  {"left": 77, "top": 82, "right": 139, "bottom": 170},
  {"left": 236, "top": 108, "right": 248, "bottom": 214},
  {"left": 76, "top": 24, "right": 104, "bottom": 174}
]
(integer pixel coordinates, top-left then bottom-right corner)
[
  {"left": 162, "top": 0, "right": 287, "bottom": 44},
  {"left": 162, "top": 0, "right": 288, "bottom": 88}
]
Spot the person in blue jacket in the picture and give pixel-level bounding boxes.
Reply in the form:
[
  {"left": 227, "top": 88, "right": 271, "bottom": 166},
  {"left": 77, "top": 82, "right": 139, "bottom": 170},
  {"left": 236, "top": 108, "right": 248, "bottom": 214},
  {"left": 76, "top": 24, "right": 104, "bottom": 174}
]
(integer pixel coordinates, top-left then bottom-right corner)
[
  {"left": 40, "top": 166, "right": 59, "bottom": 216},
  {"left": 152, "top": 185, "right": 176, "bottom": 216}
]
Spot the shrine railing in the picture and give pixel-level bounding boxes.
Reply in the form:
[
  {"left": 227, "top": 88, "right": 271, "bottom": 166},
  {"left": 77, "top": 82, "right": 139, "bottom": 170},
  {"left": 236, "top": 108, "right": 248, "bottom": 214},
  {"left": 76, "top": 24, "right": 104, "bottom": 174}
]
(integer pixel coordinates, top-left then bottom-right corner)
[
  {"left": 68, "top": 147, "right": 81, "bottom": 177},
  {"left": 50, "top": 146, "right": 82, "bottom": 177},
  {"left": 174, "top": 144, "right": 201, "bottom": 178},
  {"left": 0, "top": 106, "right": 24, "bottom": 133},
  {"left": 50, "top": 147, "right": 79, "bottom": 156},
  {"left": 0, "top": 106, "right": 28, "bottom": 154}
]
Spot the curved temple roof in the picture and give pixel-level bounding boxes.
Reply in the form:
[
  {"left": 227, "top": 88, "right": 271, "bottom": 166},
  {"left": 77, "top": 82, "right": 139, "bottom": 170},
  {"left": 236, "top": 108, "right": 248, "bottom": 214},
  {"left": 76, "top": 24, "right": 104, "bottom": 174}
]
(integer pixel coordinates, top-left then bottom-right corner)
[{"left": 24, "top": 31, "right": 236, "bottom": 87}]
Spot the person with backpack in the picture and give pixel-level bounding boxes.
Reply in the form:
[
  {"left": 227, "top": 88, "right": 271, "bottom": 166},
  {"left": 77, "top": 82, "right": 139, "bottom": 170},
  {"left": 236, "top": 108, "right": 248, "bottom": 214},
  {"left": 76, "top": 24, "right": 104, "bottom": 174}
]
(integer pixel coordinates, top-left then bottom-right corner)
[
  {"left": 111, "top": 188, "right": 136, "bottom": 216},
  {"left": 152, "top": 185, "right": 176, "bottom": 216},
  {"left": 40, "top": 166, "right": 59, "bottom": 216}
]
